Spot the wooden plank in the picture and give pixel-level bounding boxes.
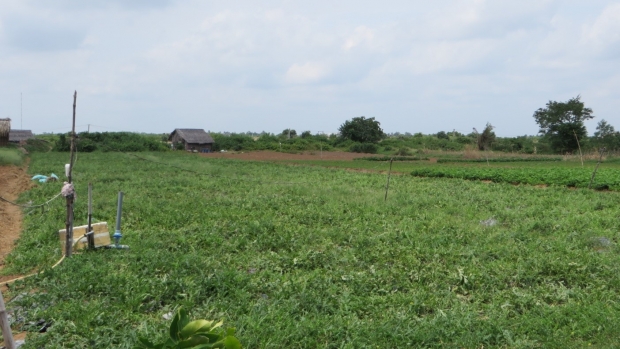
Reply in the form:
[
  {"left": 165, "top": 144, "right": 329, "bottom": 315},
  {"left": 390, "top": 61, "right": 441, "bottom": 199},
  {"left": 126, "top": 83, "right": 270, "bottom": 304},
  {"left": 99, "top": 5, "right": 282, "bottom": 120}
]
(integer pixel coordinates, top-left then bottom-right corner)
[{"left": 59, "top": 222, "right": 111, "bottom": 250}]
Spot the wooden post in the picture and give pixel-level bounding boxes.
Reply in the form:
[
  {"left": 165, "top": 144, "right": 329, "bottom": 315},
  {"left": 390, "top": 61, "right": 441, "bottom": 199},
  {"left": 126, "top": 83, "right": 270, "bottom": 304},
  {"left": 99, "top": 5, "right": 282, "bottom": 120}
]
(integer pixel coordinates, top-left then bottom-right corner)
[
  {"left": 87, "top": 182, "right": 94, "bottom": 249},
  {"left": 384, "top": 158, "right": 393, "bottom": 202},
  {"left": 484, "top": 146, "right": 489, "bottom": 166},
  {"left": 588, "top": 147, "right": 605, "bottom": 189},
  {"left": 574, "top": 130, "right": 584, "bottom": 167},
  {"left": 65, "top": 91, "right": 77, "bottom": 257},
  {"left": 0, "top": 290, "right": 16, "bottom": 349}
]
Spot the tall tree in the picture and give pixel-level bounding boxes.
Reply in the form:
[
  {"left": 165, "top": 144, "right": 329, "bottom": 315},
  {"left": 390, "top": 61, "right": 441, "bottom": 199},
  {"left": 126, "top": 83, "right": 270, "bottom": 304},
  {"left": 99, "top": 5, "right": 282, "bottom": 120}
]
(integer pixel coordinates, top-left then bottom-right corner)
[
  {"left": 594, "top": 119, "right": 619, "bottom": 150},
  {"left": 280, "top": 129, "right": 297, "bottom": 139},
  {"left": 533, "top": 95, "right": 594, "bottom": 153},
  {"left": 473, "top": 123, "right": 496, "bottom": 150},
  {"left": 594, "top": 119, "right": 615, "bottom": 138},
  {"left": 338, "top": 116, "right": 386, "bottom": 143}
]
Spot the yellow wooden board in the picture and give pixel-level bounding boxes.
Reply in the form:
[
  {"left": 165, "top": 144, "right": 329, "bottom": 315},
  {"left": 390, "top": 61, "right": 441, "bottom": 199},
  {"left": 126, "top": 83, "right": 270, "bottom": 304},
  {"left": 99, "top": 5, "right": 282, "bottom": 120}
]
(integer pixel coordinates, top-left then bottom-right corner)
[{"left": 58, "top": 222, "right": 112, "bottom": 250}]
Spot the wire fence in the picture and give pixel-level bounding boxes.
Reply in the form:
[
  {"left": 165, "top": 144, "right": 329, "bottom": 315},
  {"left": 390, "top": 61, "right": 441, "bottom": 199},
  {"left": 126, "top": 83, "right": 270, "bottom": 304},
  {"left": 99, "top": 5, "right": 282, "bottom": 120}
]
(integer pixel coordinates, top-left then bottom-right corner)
[{"left": 0, "top": 192, "right": 62, "bottom": 209}]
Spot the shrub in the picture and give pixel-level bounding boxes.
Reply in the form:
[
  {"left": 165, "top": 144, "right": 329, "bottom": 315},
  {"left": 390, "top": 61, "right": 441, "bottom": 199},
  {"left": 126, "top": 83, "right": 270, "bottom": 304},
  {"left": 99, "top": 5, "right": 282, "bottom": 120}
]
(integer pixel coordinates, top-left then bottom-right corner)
[
  {"left": 23, "top": 138, "right": 52, "bottom": 153},
  {"left": 349, "top": 143, "right": 378, "bottom": 154},
  {"left": 395, "top": 147, "right": 412, "bottom": 156},
  {"left": 53, "top": 132, "right": 169, "bottom": 152}
]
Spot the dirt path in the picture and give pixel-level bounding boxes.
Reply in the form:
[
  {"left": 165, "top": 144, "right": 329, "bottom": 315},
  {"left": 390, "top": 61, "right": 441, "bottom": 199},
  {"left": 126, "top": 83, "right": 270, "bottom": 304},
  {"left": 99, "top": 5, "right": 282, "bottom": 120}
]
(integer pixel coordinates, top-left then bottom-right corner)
[{"left": 0, "top": 164, "right": 32, "bottom": 272}]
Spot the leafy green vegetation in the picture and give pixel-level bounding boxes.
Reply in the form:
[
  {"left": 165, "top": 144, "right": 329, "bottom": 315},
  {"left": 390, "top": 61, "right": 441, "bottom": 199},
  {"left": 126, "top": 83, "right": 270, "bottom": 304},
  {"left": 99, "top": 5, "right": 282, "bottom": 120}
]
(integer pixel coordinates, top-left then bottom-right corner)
[
  {"left": 53, "top": 132, "right": 170, "bottom": 152},
  {"left": 533, "top": 96, "right": 593, "bottom": 154},
  {"left": 286, "top": 158, "right": 620, "bottom": 190},
  {"left": 348, "top": 142, "right": 378, "bottom": 154},
  {"left": 338, "top": 116, "right": 386, "bottom": 144},
  {"left": 0, "top": 148, "right": 24, "bottom": 165},
  {"left": 355, "top": 156, "right": 562, "bottom": 163},
  {"left": 410, "top": 166, "right": 620, "bottom": 189},
  {"left": 137, "top": 308, "right": 241, "bottom": 349},
  {"left": 4, "top": 152, "right": 620, "bottom": 347}
]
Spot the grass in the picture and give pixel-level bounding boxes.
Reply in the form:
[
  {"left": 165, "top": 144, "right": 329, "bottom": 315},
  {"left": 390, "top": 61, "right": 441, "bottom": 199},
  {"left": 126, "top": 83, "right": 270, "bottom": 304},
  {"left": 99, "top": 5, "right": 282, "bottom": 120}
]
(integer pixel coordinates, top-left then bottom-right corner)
[
  {"left": 0, "top": 148, "right": 23, "bottom": 165},
  {"left": 3, "top": 152, "right": 620, "bottom": 348}
]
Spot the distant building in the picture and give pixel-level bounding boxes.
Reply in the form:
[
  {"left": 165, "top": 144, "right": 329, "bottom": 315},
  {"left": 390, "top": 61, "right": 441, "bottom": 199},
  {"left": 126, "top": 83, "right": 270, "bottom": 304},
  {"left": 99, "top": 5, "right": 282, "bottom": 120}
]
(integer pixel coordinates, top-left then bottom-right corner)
[
  {"left": 9, "top": 129, "right": 34, "bottom": 144},
  {"left": 0, "top": 118, "right": 9, "bottom": 146},
  {"left": 168, "top": 129, "right": 215, "bottom": 152}
]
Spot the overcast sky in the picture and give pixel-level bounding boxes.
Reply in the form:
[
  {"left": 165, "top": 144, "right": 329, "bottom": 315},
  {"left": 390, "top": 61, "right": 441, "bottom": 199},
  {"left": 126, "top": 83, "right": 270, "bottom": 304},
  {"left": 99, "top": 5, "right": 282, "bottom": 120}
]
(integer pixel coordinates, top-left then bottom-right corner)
[{"left": 0, "top": 0, "right": 619, "bottom": 136}]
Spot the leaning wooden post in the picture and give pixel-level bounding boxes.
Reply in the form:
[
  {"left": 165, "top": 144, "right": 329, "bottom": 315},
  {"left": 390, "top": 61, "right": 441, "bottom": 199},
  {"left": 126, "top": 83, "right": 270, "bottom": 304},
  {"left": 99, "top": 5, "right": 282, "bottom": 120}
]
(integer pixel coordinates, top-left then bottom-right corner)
[
  {"left": 65, "top": 91, "right": 77, "bottom": 257},
  {"left": 574, "top": 130, "right": 584, "bottom": 167},
  {"left": 588, "top": 147, "right": 606, "bottom": 189},
  {"left": 0, "top": 290, "right": 16, "bottom": 349},
  {"left": 87, "top": 182, "right": 94, "bottom": 249},
  {"left": 384, "top": 158, "right": 394, "bottom": 202}
]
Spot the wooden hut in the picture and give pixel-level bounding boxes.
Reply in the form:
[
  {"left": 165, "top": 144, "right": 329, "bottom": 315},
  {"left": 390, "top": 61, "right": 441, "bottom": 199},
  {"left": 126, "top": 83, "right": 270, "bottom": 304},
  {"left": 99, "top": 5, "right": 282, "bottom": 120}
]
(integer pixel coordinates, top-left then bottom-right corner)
[
  {"left": 0, "top": 118, "right": 10, "bottom": 147},
  {"left": 168, "top": 129, "right": 215, "bottom": 152},
  {"left": 9, "top": 130, "right": 34, "bottom": 144}
]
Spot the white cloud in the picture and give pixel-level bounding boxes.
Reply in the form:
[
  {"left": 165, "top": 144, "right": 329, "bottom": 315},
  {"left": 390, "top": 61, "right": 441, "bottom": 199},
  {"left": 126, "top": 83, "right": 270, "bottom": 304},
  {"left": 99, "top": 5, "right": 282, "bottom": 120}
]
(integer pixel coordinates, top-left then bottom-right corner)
[
  {"left": 342, "top": 26, "right": 375, "bottom": 50},
  {"left": 583, "top": 3, "right": 620, "bottom": 54},
  {"left": 285, "top": 63, "right": 329, "bottom": 84}
]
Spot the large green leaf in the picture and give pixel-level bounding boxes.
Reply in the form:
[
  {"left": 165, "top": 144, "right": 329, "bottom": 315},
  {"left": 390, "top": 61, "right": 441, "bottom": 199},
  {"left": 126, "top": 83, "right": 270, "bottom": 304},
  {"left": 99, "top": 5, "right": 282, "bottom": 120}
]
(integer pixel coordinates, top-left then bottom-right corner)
[
  {"left": 136, "top": 336, "right": 165, "bottom": 349},
  {"left": 210, "top": 336, "right": 242, "bottom": 349},
  {"left": 222, "top": 336, "right": 242, "bottom": 349},
  {"left": 180, "top": 320, "right": 215, "bottom": 339},
  {"left": 177, "top": 334, "right": 212, "bottom": 348},
  {"left": 170, "top": 308, "right": 190, "bottom": 342}
]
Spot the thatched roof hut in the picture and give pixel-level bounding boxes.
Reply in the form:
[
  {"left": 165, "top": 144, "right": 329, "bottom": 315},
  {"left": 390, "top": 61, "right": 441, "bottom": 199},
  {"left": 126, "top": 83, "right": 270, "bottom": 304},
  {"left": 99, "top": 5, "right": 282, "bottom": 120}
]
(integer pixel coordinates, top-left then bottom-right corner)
[
  {"left": 169, "top": 129, "right": 215, "bottom": 152},
  {"left": 0, "top": 118, "right": 10, "bottom": 146}
]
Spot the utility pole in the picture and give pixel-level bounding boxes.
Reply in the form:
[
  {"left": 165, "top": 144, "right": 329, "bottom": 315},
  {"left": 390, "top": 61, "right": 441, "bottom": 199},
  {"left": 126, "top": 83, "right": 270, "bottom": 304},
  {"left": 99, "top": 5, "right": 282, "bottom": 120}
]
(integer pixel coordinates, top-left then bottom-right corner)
[
  {"left": 20, "top": 92, "right": 22, "bottom": 130},
  {"left": 88, "top": 124, "right": 90, "bottom": 133}
]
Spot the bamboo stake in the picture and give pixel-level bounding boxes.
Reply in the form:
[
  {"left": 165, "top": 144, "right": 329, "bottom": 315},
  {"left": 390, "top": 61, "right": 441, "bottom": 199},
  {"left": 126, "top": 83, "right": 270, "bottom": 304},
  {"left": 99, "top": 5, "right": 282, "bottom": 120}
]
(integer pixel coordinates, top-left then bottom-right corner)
[
  {"left": 65, "top": 91, "right": 77, "bottom": 258},
  {"left": 87, "top": 182, "right": 94, "bottom": 249},
  {"left": 384, "top": 158, "right": 393, "bottom": 202},
  {"left": 0, "top": 290, "right": 16, "bottom": 349},
  {"left": 573, "top": 130, "right": 584, "bottom": 167},
  {"left": 588, "top": 147, "right": 606, "bottom": 189}
]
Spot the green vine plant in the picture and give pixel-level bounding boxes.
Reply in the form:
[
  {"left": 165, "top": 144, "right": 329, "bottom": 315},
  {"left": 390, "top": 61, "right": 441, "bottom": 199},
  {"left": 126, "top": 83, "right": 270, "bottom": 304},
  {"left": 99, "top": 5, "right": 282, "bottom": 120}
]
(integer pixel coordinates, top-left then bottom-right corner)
[{"left": 136, "top": 308, "right": 242, "bottom": 349}]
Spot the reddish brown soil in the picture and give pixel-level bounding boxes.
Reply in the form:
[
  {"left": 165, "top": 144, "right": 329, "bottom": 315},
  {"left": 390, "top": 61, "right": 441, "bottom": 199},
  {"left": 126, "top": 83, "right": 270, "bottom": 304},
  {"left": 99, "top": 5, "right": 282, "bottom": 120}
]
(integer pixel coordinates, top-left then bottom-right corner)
[
  {"left": 201, "top": 150, "right": 378, "bottom": 161},
  {"left": 0, "top": 164, "right": 32, "bottom": 272}
]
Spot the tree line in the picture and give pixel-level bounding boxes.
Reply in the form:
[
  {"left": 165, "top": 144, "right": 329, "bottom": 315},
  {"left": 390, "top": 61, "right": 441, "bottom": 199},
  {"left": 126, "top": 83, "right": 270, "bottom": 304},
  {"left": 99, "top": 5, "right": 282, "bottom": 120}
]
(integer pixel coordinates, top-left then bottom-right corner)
[{"left": 46, "top": 95, "right": 614, "bottom": 155}]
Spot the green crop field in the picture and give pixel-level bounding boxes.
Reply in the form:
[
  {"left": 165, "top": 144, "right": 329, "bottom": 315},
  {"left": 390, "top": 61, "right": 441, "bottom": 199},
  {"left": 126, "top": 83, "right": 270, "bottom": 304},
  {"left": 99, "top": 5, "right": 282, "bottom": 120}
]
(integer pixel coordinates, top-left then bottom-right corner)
[
  {"left": 3, "top": 152, "right": 620, "bottom": 348},
  {"left": 279, "top": 158, "right": 620, "bottom": 191}
]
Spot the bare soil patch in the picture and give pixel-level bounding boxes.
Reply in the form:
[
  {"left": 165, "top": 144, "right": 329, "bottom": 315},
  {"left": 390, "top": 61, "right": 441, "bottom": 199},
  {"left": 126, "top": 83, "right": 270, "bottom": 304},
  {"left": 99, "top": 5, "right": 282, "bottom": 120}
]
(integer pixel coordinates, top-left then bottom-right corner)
[
  {"left": 201, "top": 150, "right": 377, "bottom": 161},
  {"left": 0, "top": 164, "right": 32, "bottom": 272}
]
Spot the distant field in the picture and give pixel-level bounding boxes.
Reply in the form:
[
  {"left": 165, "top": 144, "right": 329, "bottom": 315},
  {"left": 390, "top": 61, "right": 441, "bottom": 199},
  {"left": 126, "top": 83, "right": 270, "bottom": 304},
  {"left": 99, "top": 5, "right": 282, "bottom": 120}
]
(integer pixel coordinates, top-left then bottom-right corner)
[
  {"left": 277, "top": 158, "right": 620, "bottom": 190},
  {"left": 4, "top": 152, "right": 620, "bottom": 348}
]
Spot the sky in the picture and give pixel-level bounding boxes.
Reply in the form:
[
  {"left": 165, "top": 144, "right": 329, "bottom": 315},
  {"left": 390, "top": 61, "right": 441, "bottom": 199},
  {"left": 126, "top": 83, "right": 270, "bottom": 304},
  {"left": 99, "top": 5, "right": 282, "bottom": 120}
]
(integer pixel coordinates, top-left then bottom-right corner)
[{"left": 0, "top": 0, "right": 619, "bottom": 136}]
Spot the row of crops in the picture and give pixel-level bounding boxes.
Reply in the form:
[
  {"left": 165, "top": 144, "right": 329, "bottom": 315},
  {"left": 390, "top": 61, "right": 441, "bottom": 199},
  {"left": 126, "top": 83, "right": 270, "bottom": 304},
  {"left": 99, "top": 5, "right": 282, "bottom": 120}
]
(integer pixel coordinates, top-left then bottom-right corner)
[
  {"left": 357, "top": 155, "right": 563, "bottom": 162},
  {"left": 410, "top": 166, "right": 617, "bottom": 190}
]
